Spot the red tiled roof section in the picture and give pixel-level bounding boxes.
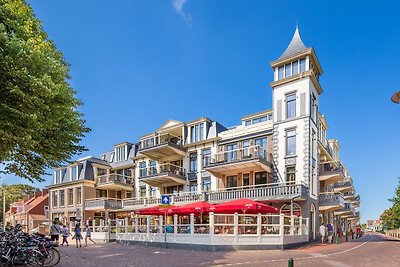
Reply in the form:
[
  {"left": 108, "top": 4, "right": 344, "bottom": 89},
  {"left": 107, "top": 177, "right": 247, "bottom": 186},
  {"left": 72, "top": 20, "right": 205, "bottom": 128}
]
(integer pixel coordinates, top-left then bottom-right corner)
[
  {"left": 26, "top": 194, "right": 48, "bottom": 213},
  {"left": 29, "top": 214, "right": 46, "bottom": 221}
]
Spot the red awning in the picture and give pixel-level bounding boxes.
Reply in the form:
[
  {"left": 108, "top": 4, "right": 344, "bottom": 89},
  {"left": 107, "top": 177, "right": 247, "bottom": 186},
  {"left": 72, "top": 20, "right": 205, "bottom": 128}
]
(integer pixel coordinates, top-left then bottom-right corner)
[
  {"left": 135, "top": 205, "right": 175, "bottom": 216},
  {"left": 169, "top": 201, "right": 214, "bottom": 215},
  {"left": 209, "top": 198, "right": 278, "bottom": 214}
]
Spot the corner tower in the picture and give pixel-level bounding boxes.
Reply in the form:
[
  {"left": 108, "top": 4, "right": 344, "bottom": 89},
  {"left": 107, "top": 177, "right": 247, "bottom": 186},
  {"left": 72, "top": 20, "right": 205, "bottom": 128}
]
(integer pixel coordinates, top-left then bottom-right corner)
[{"left": 270, "top": 26, "right": 323, "bottom": 233}]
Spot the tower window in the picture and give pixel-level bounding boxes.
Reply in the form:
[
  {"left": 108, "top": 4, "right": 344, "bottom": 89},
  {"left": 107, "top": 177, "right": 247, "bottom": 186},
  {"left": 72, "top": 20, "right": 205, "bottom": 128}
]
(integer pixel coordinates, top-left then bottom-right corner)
[
  {"left": 286, "top": 94, "right": 296, "bottom": 119},
  {"left": 300, "top": 58, "right": 306, "bottom": 72},
  {"left": 292, "top": 60, "right": 299, "bottom": 75},
  {"left": 285, "top": 64, "right": 291, "bottom": 78},
  {"left": 286, "top": 130, "right": 296, "bottom": 156},
  {"left": 278, "top": 66, "right": 284, "bottom": 79}
]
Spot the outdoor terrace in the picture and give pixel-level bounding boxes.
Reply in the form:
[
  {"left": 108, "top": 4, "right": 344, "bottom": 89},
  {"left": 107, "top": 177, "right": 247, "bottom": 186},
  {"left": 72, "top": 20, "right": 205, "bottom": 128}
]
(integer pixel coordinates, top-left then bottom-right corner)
[
  {"left": 318, "top": 192, "right": 345, "bottom": 211},
  {"left": 138, "top": 163, "right": 186, "bottom": 187},
  {"left": 85, "top": 198, "right": 123, "bottom": 211},
  {"left": 96, "top": 174, "right": 134, "bottom": 191}
]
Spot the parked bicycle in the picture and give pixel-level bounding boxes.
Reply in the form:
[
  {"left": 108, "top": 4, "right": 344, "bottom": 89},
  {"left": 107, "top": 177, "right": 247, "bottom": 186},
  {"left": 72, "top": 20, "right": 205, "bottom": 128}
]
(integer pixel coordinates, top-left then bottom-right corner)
[{"left": 0, "top": 224, "right": 61, "bottom": 267}]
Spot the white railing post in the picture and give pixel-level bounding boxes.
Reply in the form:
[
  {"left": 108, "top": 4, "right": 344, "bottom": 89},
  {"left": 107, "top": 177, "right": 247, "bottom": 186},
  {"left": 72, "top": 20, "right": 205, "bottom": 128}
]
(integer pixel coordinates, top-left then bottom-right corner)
[
  {"left": 146, "top": 217, "right": 150, "bottom": 234},
  {"left": 135, "top": 217, "right": 138, "bottom": 234},
  {"left": 173, "top": 214, "right": 178, "bottom": 236},
  {"left": 306, "top": 218, "right": 309, "bottom": 236},
  {"left": 158, "top": 215, "right": 163, "bottom": 234},
  {"left": 299, "top": 216, "right": 302, "bottom": 235},
  {"left": 257, "top": 213, "right": 262, "bottom": 244},
  {"left": 279, "top": 214, "right": 284, "bottom": 236},
  {"left": 190, "top": 213, "right": 195, "bottom": 236},
  {"left": 124, "top": 217, "right": 128, "bottom": 233},
  {"left": 209, "top": 212, "right": 214, "bottom": 244},
  {"left": 234, "top": 212, "right": 239, "bottom": 245}
]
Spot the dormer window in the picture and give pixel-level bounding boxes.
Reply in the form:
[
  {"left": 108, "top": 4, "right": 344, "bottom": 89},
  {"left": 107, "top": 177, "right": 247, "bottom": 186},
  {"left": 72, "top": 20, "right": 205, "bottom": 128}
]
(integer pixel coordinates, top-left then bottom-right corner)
[
  {"left": 115, "top": 145, "right": 127, "bottom": 162},
  {"left": 109, "top": 152, "right": 114, "bottom": 163},
  {"left": 190, "top": 123, "right": 204, "bottom": 143}
]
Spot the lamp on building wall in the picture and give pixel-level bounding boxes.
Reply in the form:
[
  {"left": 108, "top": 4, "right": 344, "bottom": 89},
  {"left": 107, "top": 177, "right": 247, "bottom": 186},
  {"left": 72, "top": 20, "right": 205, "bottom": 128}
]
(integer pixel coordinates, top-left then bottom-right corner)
[{"left": 392, "top": 90, "right": 400, "bottom": 104}]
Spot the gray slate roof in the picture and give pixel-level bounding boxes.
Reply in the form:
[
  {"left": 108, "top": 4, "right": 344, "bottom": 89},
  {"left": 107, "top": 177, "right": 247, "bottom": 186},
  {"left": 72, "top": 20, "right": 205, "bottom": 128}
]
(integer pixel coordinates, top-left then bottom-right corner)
[{"left": 278, "top": 27, "right": 308, "bottom": 60}]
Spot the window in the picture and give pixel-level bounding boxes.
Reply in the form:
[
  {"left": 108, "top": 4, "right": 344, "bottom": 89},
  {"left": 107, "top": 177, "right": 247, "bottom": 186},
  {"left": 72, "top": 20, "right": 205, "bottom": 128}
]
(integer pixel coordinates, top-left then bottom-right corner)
[
  {"left": 143, "top": 138, "right": 154, "bottom": 148},
  {"left": 285, "top": 63, "right": 291, "bottom": 78},
  {"left": 286, "top": 130, "right": 296, "bottom": 156},
  {"left": 60, "top": 190, "right": 65, "bottom": 207},
  {"left": 286, "top": 166, "right": 296, "bottom": 183},
  {"left": 259, "top": 116, "right": 268, "bottom": 122},
  {"left": 226, "top": 143, "right": 238, "bottom": 162},
  {"left": 252, "top": 117, "right": 261, "bottom": 124},
  {"left": 300, "top": 58, "right": 306, "bottom": 72},
  {"left": 190, "top": 181, "right": 197, "bottom": 194},
  {"left": 245, "top": 120, "right": 251, "bottom": 126},
  {"left": 190, "top": 153, "right": 197, "bottom": 172},
  {"left": 292, "top": 60, "right": 299, "bottom": 75},
  {"left": 123, "top": 168, "right": 132, "bottom": 177},
  {"left": 226, "top": 175, "right": 238, "bottom": 188},
  {"left": 109, "top": 152, "right": 114, "bottom": 163},
  {"left": 150, "top": 187, "right": 157, "bottom": 198},
  {"left": 54, "top": 171, "right": 61, "bottom": 184},
  {"left": 286, "top": 94, "right": 296, "bottom": 119},
  {"left": 202, "top": 149, "right": 211, "bottom": 167},
  {"left": 255, "top": 137, "right": 267, "bottom": 158},
  {"left": 115, "top": 146, "right": 127, "bottom": 162},
  {"left": 68, "top": 188, "right": 73, "bottom": 206},
  {"left": 243, "top": 173, "right": 250, "bottom": 187},
  {"left": 140, "top": 186, "right": 146, "bottom": 198},
  {"left": 149, "top": 161, "right": 156, "bottom": 175},
  {"left": 166, "top": 185, "right": 183, "bottom": 196},
  {"left": 202, "top": 177, "right": 211, "bottom": 192},
  {"left": 71, "top": 165, "right": 81, "bottom": 181},
  {"left": 255, "top": 172, "right": 267, "bottom": 185},
  {"left": 96, "top": 189, "right": 107, "bottom": 198},
  {"left": 190, "top": 123, "right": 204, "bottom": 143},
  {"left": 242, "top": 140, "right": 250, "bottom": 158},
  {"left": 116, "top": 191, "right": 122, "bottom": 199},
  {"left": 97, "top": 168, "right": 106, "bottom": 177},
  {"left": 126, "top": 191, "right": 133, "bottom": 199},
  {"left": 310, "top": 93, "right": 316, "bottom": 121},
  {"left": 76, "top": 187, "right": 82, "bottom": 205},
  {"left": 52, "top": 191, "right": 58, "bottom": 208},
  {"left": 278, "top": 66, "right": 284, "bottom": 79},
  {"left": 139, "top": 162, "right": 147, "bottom": 177}
]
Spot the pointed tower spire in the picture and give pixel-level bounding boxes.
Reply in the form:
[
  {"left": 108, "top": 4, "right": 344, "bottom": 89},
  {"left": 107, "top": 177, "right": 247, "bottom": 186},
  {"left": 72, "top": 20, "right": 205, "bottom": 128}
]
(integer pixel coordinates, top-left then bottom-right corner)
[{"left": 278, "top": 26, "right": 308, "bottom": 60}]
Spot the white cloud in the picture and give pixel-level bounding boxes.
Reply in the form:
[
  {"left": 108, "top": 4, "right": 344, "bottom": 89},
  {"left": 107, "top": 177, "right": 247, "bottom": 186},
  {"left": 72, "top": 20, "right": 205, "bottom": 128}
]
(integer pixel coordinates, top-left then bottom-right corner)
[{"left": 172, "top": 0, "right": 192, "bottom": 25}]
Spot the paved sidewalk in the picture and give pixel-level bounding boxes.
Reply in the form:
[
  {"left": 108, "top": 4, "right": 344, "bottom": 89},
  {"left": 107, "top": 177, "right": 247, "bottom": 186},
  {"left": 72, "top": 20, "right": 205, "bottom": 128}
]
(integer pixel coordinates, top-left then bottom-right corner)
[{"left": 57, "top": 233, "right": 400, "bottom": 267}]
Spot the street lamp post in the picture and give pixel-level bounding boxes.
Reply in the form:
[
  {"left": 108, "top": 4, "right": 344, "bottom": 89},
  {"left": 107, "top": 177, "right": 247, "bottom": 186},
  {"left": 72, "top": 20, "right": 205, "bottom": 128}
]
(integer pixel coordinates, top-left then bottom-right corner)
[{"left": 2, "top": 188, "right": 5, "bottom": 231}]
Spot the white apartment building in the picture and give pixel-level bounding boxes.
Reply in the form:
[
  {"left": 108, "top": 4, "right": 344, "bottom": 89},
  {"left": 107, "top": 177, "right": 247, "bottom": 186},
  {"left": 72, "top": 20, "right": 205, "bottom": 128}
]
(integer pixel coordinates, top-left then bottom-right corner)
[{"left": 48, "top": 27, "right": 360, "bottom": 247}]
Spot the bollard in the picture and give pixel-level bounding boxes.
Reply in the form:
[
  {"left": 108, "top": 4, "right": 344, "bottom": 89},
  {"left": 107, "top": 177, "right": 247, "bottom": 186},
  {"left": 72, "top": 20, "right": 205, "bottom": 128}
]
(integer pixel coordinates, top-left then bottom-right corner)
[
  {"left": 336, "top": 235, "right": 339, "bottom": 244},
  {"left": 288, "top": 258, "right": 294, "bottom": 267}
]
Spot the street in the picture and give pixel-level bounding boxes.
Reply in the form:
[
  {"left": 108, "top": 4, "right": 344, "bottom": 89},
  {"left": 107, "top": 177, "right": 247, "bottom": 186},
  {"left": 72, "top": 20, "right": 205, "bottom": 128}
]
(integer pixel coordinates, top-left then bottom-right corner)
[{"left": 57, "top": 233, "right": 400, "bottom": 266}]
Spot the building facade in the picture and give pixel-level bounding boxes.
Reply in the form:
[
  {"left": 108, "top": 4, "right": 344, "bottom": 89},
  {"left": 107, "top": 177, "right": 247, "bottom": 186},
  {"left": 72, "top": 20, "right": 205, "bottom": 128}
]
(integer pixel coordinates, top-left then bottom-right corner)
[{"left": 48, "top": 27, "right": 360, "bottom": 244}]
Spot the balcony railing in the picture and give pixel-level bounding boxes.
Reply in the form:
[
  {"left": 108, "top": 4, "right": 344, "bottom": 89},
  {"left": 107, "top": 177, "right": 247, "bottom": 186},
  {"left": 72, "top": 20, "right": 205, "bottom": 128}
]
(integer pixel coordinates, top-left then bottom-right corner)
[
  {"left": 333, "top": 180, "right": 353, "bottom": 189},
  {"left": 96, "top": 174, "right": 134, "bottom": 185},
  {"left": 207, "top": 182, "right": 308, "bottom": 202},
  {"left": 140, "top": 133, "right": 184, "bottom": 150},
  {"left": 139, "top": 163, "right": 186, "bottom": 179},
  {"left": 319, "top": 164, "right": 345, "bottom": 178},
  {"left": 123, "top": 193, "right": 205, "bottom": 208},
  {"left": 209, "top": 145, "right": 270, "bottom": 165},
  {"left": 319, "top": 192, "right": 345, "bottom": 206},
  {"left": 85, "top": 198, "right": 123, "bottom": 210}
]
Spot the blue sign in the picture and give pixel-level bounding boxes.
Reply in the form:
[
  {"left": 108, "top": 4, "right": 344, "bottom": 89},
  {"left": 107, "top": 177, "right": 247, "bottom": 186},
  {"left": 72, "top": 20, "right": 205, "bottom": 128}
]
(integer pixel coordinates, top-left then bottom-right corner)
[{"left": 161, "top": 195, "right": 170, "bottom": 205}]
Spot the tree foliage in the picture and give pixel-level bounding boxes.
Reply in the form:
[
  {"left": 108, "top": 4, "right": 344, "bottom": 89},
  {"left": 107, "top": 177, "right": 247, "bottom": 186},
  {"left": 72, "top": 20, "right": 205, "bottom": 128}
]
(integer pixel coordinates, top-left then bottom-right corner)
[
  {"left": 0, "top": 0, "right": 90, "bottom": 182},
  {"left": 0, "top": 183, "right": 39, "bottom": 222},
  {"left": 381, "top": 177, "right": 400, "bottom": 230}
]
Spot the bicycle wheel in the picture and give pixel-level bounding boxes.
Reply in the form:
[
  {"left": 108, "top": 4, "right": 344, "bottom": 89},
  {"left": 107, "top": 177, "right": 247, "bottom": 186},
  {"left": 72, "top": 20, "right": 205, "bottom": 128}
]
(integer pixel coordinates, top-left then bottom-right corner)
[
  {"left": 12, "top": 254, "right": 44, "bottom": 267},
  {"left": 43, "top": 248, "right": 60, "bottom": 267}
]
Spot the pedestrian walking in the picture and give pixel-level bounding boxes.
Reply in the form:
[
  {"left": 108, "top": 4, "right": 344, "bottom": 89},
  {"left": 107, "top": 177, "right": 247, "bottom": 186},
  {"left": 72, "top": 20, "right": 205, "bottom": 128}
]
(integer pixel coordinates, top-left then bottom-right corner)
[
  {"left": 85, "top": 224, "right": 96, "bottom": 246},
  {"left": 356, "top": 224, "right": 361, "bottom": 238},
  {"left": 327, "top": 221, "right": 334, "bottom": 243},
  {"left": 50, "top": 221, "right": 62, "bottom": 245},
  {"left": 61, "top": 225, "right": 70, "bottom": 246},
  {"left": 319, "top": 223, "right": 326, "bottom": 243},
  {"left": 73, "top": 223, "right": 83, "bottom": 248}
]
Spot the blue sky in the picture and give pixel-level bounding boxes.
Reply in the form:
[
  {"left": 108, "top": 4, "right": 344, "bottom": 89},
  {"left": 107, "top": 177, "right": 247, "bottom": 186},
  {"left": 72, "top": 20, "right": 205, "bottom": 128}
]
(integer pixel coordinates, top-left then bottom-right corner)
[{"left": 3, "top": 0, "right": 399, "bottom": 223}]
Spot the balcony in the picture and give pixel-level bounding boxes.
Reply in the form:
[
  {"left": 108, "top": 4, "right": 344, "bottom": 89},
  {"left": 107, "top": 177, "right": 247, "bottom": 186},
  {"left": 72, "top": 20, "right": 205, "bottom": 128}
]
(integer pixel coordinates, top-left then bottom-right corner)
[
  {"left": 139, "top": 134, "right": 186, "bottom": 160},
  {"left": 333, "top": 179, "right": 353, "bottom": 193},
  {"left": 96, "top": 174, "right": 134, "bottom": 191},
  {"left": 318, "top": 164, "right": 345, "bottom": 185},
  {"left": 207, "top": 182, "right": 309, "bottom": 203},
  {"left": 319, "top": 193, "right": 345, "bottom": 211},
  {"left": 122, "top": 193, "right": 205, "bottom": 210},
  {"left": 85, "top": 198, "right": 122, "bottom": 211},
  {"left": 139, "top": 163, "right": 186, "bottom": 187},
  {"left": 335, "top": 203, "right": 356, "bottom": 217},
  {"left": 205, "top": 146, "right": 272, "bottom": 177}
]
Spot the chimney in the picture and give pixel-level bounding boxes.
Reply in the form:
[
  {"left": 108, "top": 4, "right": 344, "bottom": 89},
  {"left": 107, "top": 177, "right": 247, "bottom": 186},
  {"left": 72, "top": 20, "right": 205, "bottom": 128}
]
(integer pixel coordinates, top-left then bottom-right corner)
[
  {"left": 34, "top": 191, "right": 41, "bottom": 198},
  {"left": 42, "top": 189, "right": 49, "bottom": 196}
]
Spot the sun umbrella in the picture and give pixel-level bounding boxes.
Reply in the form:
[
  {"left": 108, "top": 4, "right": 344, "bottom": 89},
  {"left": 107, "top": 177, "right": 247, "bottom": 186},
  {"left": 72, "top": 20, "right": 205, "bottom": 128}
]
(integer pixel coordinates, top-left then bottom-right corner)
[
  {"left": 210, "top": 198, "right": 278, "bottom": 214},
  {"left": 135, "top": 205, "right": 175, "bottom": 216},
  {"left": 169, "top": 201, "right": 214, "bottom": 216}
]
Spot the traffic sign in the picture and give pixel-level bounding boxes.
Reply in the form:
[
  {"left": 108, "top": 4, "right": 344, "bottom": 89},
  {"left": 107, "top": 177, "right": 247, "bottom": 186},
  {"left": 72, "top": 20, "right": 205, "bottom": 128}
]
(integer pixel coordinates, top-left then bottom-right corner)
[{"left": 161, "top": 195, "right": 170, "bottom": 205}]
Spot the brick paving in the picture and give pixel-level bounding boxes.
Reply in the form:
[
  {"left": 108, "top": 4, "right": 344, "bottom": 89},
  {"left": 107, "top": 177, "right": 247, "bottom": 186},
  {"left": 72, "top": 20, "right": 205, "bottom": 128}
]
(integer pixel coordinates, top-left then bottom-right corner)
[{"left": 57, "top": 233, "right": 400, "bottom": 267}]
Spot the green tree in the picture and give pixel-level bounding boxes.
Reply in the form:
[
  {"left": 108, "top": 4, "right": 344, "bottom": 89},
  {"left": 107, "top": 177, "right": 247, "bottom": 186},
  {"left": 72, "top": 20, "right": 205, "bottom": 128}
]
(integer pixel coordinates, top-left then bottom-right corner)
[
  {"left": 0, "top": 0, "right": 90, "bottom": 182},
  {"left": 0, "top": 184, "right": 39, "bottom": 223},
  {"left": 381, "top": 177, "right": 400, "bottom": 230}
]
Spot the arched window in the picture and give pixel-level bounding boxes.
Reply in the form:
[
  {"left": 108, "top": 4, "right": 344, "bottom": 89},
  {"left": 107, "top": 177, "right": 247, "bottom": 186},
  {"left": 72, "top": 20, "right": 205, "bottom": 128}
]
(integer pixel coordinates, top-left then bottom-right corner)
[{"left": 280, "top": 203, "right": 301, "bottom": 217}]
